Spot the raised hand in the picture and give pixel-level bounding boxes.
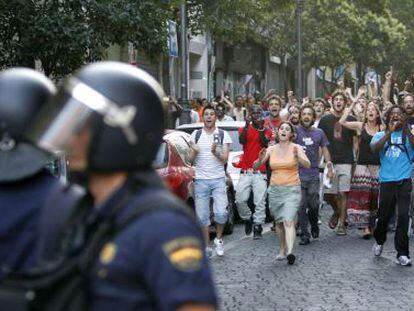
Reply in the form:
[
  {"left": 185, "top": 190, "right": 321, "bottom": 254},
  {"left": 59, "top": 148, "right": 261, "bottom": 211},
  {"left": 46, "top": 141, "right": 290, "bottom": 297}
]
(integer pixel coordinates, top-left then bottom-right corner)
[
  {"left": 389, "top": 121, "right": 400, "bottom": 132},
  {"left": 385, "top": 71, "right": 392, "bottom": 81},
  {"left": 211, "top": 142, "right": 217, "bottom": 154},
  {"left": 188, "top": 140, "right": 199, "bottom": 153}
]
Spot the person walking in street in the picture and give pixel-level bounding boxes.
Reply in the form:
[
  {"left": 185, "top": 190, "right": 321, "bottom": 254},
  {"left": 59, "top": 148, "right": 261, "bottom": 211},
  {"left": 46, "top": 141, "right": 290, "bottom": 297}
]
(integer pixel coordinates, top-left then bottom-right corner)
[
  {"left": 189, "top": 105, "right": 232, "bottom": 256},
  {"left": 263, "top": 95, "right": 283, "bottom": 146},
  {"left": 236, "top": 105, "right": 272, "bottom": 239},
  {"left": 27, "top": 62, "right": 218, "bottom": 309},
  {"left": 371, "top": 105, "right": 414, "bottom": 266},
  {"left": 318, "top": 91, "right": 356, "bottom": 235},
  {"left": 339, "top": 99, "right": 384, "bottom": 239},
  {"left": 0, "top": 68, "right": 59, "bottom": 278},
  {"left": 216, "top": 102, "right": 234, "bottom": 122},
  {"left": 288, "top": 105, "right": 300, "bottom": 126},
  {"left": 295, "top": 104, "right": 333, "bottom": 245},
  {"left": 313, "top": 98, "right": 330, "bottom": 128},
  {"left": 254, "top": 121, "right": 310, "bottom": 265},
  {"left": 233, "top": 95, "right": 247, "bottom": 121}
]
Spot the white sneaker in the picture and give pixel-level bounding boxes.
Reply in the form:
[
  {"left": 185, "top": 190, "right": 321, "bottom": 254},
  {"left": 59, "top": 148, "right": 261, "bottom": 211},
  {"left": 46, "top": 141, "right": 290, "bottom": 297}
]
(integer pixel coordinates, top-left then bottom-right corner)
[
  {"left": 205, "top": 246, "right": 213, "bottom": 258},
  {"left": 214, "top": 238, "right": 224, "bottom": 256},
  {"left": 396, "top": 256, "right": 412, "bottom": 266},
  {"left": 372, "top": 242, "right": 383, "bottom": 257},
  {"left": 275, "top": 254, "right": 285, "bottom": 261}
]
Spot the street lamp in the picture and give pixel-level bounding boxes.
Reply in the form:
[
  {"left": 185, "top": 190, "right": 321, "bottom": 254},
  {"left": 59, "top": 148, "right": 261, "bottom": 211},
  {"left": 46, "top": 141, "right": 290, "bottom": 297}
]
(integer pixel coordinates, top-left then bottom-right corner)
[
  {"left": 296, "top": 0, "right": 304, "bottom": 101},
  {"left": 179, "top": 0, "right": 191, "bottom": 125}
]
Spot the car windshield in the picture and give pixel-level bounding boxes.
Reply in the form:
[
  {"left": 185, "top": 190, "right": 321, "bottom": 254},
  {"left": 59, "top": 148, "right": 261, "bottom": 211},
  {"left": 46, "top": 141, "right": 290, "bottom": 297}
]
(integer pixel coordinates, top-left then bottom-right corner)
[{"left": 226, "top": 129, "right": 242, "bottom": 152}]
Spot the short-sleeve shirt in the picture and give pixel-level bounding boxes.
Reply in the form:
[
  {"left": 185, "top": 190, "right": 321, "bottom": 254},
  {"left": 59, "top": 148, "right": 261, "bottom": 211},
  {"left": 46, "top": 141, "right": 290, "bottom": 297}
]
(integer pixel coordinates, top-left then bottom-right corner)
[
  {"left": 318, "top": 114, "right": 355, "bottom": 164},
  {"left": 371, "top": 130, "right": 414, "bottom": 182},
  {"left": 191, "top": 128, "right": 232, "bottom": 179},
  {"left": 233, "top": 108, "right": 247, "bottom": 121},
  {"left": 238, "top": 125, "right": 272, "bottom": 173},
  {"left": 295, "top": 126, "right": 329, "bottom": 180}
]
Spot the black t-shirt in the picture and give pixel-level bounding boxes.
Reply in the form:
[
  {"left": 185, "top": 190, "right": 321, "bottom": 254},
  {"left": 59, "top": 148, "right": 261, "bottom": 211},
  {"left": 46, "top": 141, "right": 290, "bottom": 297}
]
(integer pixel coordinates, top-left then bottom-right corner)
[
  {"left": 407, "top": 116, "right": 414, "bottom": 127},
  {"left": 318, "top": 113, "right": 356, "bottom": 164}
]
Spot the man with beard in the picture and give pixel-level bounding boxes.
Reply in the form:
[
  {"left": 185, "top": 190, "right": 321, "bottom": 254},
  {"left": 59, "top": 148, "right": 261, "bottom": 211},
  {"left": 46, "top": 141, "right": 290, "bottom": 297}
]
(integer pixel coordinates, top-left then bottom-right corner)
[
  {"left": 288, "top": 105, "right": 300, "bottom": 126},
  {"left": 233, "top": 95, "right": 247, "bottom": 121},
  {"left": 295, "top": 104, "right": 333, "bottom": 245},
  {"left": 403, "top": 94, "right": 414, "bottom": 128},
  {"left": 264, "top": 95, "right": 283, "bottom": 145},
  {"left": 236, "top": 105, "right": 272, "bottom": 239},
  {"left": 216, "top": 102, "right": 234, "bottom": 122},
  {"left": 371, "top": 105, "right": 414, "bottom": 266},
  {"left": 318, "top": 91, "right": 356, "bottom": 235}
]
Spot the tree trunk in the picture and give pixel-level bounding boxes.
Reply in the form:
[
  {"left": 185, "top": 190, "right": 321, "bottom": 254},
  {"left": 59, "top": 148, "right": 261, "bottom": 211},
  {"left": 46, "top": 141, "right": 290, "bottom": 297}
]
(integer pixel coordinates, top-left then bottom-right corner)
[
  {"left": 356, "top": 60, "right": 363, "bottom": 88},
  {"left": 282, "top": 54, "right": 288, "bottom": 97}
]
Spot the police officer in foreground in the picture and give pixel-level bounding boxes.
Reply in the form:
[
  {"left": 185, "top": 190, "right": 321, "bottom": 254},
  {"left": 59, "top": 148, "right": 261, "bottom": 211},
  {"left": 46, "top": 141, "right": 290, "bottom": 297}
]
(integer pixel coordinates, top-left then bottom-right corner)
[
  {"left": 0, "top": 68, "right": 59, "bottom": 278},
  {"left": 28, "top": 62, "right": 217, "bottom": 310}
]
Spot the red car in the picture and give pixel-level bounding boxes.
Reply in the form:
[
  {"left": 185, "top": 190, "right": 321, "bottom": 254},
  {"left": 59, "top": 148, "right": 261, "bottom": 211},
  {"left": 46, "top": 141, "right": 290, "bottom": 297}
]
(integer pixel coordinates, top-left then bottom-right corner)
[
  {"left": 154, "top": 131, "right": 195, "bottom": 205},
  {"left": 154, "top": 130, "right": 236, "bottom": 234}
]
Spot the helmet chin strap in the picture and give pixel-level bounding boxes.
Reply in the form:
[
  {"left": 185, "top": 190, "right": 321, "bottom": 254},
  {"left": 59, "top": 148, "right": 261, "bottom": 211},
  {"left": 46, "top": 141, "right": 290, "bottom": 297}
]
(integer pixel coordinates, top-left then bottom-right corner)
[{"left": 66, "top": 78, "right": 138, "bottom": 145}]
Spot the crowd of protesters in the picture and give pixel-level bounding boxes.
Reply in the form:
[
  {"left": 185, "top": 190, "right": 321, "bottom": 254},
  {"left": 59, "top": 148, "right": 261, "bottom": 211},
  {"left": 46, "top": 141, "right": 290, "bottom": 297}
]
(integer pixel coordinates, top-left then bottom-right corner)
[{"left": 186, "top": 71, "right": 414, "bottom": 267}]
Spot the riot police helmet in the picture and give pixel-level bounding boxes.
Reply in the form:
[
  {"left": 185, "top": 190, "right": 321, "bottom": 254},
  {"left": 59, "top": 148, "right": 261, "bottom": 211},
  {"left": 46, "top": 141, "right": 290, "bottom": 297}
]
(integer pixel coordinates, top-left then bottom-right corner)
[
  {"left": 0, "top": 68, "right": 56, "bottom": 182},
  {"left": 27, "top": 61, "right": 166, "bottom": 173}
]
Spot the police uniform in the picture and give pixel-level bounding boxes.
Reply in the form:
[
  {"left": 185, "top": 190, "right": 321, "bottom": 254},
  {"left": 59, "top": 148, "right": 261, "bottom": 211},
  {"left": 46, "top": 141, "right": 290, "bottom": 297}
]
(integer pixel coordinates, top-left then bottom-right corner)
[
  {"left": 38, "top": 172, "right": 217, "bottom": 311},
  {"left": 0, "top": 69, "right": 58, "bottom": 278},
  {"left": 0, "top": 170, "right": 58, "bottom": 277},
  {"left": 87, "top": 174, "right": 217, "bottom": 310},
  {"left": 24, "top": 62, "right": 219, "bottom": 310}
]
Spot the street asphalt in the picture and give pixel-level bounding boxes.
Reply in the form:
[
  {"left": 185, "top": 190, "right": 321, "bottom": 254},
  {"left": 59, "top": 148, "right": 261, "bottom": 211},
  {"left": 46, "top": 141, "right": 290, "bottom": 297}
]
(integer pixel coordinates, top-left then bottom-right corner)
[{"left": 210, "top": 207, "right": 414, "bottom": 311}]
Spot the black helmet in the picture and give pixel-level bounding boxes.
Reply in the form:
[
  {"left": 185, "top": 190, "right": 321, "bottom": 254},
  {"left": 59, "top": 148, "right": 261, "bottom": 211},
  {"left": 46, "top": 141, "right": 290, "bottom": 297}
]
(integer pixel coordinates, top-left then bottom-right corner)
[
  {"left": 0, "top": 68, "right": 56, "bottom": 182},
  {"left": 28, "top": 62, "right": 166, "bottom": 173}
]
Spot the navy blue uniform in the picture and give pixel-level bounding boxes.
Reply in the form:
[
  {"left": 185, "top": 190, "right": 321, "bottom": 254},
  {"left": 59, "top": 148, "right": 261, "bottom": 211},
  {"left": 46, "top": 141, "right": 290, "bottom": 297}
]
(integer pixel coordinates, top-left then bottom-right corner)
[
  {"left": 0, "top": 170, "right": 58, "bottom": 278},
  {"left": 40, "top": 172, "right": 217, "bottom": 310}
]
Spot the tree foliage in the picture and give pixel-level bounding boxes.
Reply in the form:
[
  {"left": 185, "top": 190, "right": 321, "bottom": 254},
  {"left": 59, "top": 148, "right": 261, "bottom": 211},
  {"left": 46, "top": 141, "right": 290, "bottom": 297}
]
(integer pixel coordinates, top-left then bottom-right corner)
[
  {"left": 1, "top": 0, "right": 413, "bottom": 84},
  {"left": 0, "top": 0, "right": 175, "bottom": 77}
]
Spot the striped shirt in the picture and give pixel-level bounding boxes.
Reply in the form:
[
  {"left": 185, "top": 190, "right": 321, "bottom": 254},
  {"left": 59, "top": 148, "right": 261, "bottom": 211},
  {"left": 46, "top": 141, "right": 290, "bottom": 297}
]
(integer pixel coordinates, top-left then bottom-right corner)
[{"left": 191, "top": 128, "right": 232, "bottom": 179}]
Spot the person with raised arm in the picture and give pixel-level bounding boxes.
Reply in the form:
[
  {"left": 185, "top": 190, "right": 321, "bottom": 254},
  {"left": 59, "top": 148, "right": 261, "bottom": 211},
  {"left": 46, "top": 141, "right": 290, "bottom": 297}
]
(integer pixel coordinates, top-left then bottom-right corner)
[
  {"left": 253, "top": 121, "right": 310, "bottom": 265},
  {"left": 371, "top": 105, "right": 414, "bottom": 266},
  {"left": 339, "top": 99, "right": 384, "bottom": 238}
]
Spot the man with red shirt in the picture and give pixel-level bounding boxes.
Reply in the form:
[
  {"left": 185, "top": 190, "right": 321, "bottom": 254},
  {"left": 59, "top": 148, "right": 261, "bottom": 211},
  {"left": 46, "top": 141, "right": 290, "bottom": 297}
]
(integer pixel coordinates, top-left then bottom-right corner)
[
  {"left": 236, "top": 105, "right": 272, "bottom": 239},
  {"left": 263, "top": 95, "right": 283, "bottom": 145}
]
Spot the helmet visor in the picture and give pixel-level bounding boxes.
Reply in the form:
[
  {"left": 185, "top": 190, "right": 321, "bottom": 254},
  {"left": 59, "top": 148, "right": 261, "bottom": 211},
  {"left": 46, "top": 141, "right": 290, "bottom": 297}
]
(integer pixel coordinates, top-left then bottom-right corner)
[
  {"left": 27, "top": 77, "right": 138, "bottom": 152},
  {"left": 28, "top": 95, "right": 93, "bottom": 152}
]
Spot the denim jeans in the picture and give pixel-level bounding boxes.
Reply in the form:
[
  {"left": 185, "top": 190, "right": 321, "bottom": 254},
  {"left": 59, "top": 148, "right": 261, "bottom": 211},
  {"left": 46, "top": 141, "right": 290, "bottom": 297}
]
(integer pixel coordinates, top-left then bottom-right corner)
[
  {"left": 299, "top": 176, "right": 320, "bottom": 238},
  {"left": 194, "top": 178, "right": 228, "bottom": 227},
  {"left": 235, "top": 173, "right": 267, "bottom": 225}
]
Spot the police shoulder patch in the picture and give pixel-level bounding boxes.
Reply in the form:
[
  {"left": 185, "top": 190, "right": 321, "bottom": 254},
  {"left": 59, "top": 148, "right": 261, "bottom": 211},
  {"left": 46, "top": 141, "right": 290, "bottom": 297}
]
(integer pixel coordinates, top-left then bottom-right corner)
[
  {"left": 100, "top": 242, "right": 117, "bottom": 264},
  {"left": 162, "top": 236, "right": 203, "bottom": 272}
]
